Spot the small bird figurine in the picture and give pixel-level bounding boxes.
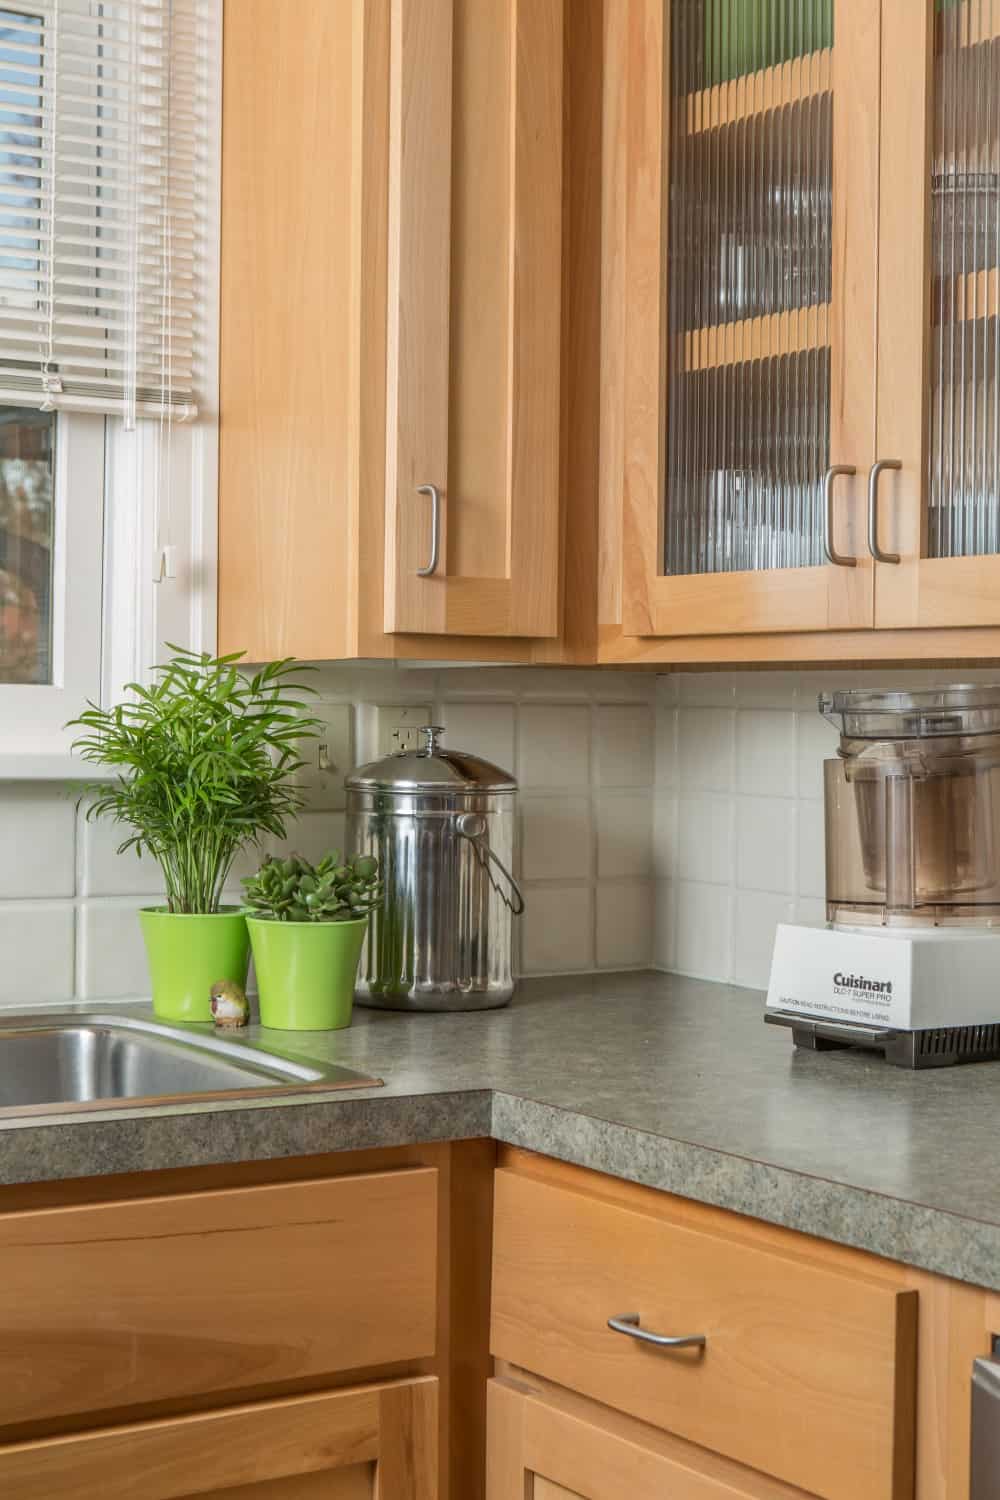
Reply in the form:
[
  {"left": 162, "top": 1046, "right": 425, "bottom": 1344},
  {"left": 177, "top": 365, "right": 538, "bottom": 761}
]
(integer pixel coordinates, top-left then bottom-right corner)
[{"left": 210, "top": 979, "right": 250, "bottom": 1029}]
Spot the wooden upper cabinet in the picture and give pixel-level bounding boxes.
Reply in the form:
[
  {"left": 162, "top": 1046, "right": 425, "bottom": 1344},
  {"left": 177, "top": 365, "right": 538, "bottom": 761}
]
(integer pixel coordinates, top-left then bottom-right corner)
[
  {"left": 219, "top": 0, "right": 566, "bottom": 663},
  {"left": 611, "top": 0, "right": 881, "bottom": 640},
  {"left": 874, "top": 0, "right": 1000, "bottom": 630},
  {"left": 384, "top": 0, "right": 563, "bottom": 637},
  {"left": 604, "top": 0, "right": 1000, "bottom": 658}
]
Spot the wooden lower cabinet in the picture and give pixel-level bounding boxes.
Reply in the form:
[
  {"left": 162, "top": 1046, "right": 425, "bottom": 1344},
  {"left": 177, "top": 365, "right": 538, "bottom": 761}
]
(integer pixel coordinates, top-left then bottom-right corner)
[
  {"left": 489, "top": 1147, "right": 1000, "bottom": 1500},
  {"left": 0, "top": 1378, "right": 437, "bottom": 1500},
  {"left": 487, "top": 1376, "right": 814, "bottom": 1500},
  {"left": 0, "top": 1140, "right": 497, "bottom": 1500},
  {"left": 491, "top": 1163, "right": 916, "bottom": 1500},
  {"left": 5, "top": 1138, "right": 1000, "bottom": 1500}
]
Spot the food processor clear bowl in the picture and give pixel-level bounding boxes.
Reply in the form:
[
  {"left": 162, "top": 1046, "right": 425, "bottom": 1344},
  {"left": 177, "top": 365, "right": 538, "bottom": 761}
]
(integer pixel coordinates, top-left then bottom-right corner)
[{"left": 821, "top": 685, "right": 1000, "bottom": 925}]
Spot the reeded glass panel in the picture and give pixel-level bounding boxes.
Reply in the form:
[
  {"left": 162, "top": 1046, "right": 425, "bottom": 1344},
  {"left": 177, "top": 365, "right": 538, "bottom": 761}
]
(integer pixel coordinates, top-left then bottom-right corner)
[
  {"left": 928, "top": 1, "right": 1000, "bottom": 558},
  {"left": 664, "top": 0, "right": 834, "bottom": 577}
]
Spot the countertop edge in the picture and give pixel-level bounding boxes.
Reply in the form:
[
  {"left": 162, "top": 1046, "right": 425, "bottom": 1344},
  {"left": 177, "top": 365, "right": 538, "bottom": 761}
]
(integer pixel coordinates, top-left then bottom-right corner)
[
  {"left": 2, "top": 1078, "right": 996, "bottom": 1295},
  {"left": 0, "top": 1089, "right": 495, "bottom": 1186}
]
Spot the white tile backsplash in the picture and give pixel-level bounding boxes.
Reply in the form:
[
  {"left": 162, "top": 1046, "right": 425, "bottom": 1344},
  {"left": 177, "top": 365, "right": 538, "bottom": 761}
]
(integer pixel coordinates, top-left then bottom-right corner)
[
  {"left": 654, "top": 707, "right": 677, "bottom": 788},
  {"left": 520, "top": 884, "right": 594, "bottom": 974},
  {"left": 677, "top": 673, "right": 737, "bottom": 707},
  {"left": 678, "top": 794, "right": 733, "bottom": 886},
  {"left": 2, "top": 665, "right": 656, "bottom": 1003},
  {"left": 736, "top": 796, "right": 795, "bottom": 894},
  {"left": 10, "top": 662, "right": 964, "bottom": 1004},
  {"left": 521, "top": 794, "right": 593, "bottom": 882},
  {"left": 0, "top": 784, "right": 76, "bottom": 899},
  {"left": 736, "top": 709, "right": 796, "bottom": 797},
  {"left": 439, "top": 700, "right": 516, "bottom": 775},
  {"left": 732, "top": 890, "right": 796, "bottom": 989},
  {"left": 728, "top": 670, "right": 800, "bottom": 709},
  {"left": 674, "top": 881, "right": 732, "bottom": 980},
  {"left": 82, "top": 815, "right": 165, "bottom": 897},
  {"left": 595, "top": 791, "right": 652, "bottom": 879},
  {"left": 653, "top": 789, "right": 677, "bottom": 881},
  {"left": 653, "top": 880, "right": 675, "bottom": 969},
  {"left": 594, "top": 704, "right": 654, "bottom": 787},
  {"left": 678, "top": 707, "right": 734, "bottom": 791},
  {"left": 80, "top": 897, "right": 159, "bottom": 1000},
  {"left": 596, "top": 882, "right": 653, "bottom": 968},
  {"left": 0, "top": 904, "right": 75, "bottom": 1002},
  {"left": 518, "top": 703, "right": 591, "bottom": 788},
  {"left": 273, "top": 811, "right": 347, "bottom": 867}
]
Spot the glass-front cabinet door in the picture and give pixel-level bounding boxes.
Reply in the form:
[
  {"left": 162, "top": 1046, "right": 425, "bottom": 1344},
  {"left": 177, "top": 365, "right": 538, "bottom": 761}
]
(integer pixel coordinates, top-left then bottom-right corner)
[
  {"left": 876, "top": 0, "right": 1000, "bottom": 628},
  {"left": 620, "top": 0, "right": 879, "bottom": 636}
]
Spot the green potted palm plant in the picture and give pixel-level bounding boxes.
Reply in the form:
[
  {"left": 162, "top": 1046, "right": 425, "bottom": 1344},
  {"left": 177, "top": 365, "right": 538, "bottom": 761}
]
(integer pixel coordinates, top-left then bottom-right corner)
[
  {"left": 242, "top": 851, "right": 382, "bottom": 1030},
  {"left": 70, "top": 647, "right": 320, "bottom": 1023}
]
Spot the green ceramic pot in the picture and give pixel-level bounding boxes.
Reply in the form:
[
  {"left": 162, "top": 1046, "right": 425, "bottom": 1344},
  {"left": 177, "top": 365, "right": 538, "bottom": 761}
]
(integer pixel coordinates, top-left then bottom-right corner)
[
  {"left": 139, "top": 907, "right": 250, "bottom": 1023},
  {"left": 247, "top": 916, "right": 369, "bottom": 1031}
]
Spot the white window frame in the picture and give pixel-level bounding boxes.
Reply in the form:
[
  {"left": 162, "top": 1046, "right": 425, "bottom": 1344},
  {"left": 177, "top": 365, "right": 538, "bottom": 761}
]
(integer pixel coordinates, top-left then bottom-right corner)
[
  {"left": 0, "top": 0, "right": 221, "bottom": 775},
  {"left": 0, "top": 409, "right": 105, "bottom": 763}
]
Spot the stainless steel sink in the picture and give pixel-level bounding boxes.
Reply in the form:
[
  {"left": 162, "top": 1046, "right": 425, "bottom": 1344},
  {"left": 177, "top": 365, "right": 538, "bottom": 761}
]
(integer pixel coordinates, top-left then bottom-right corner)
[{"left": 0, "top": 1013, "right": 382, "bottom": 1116}]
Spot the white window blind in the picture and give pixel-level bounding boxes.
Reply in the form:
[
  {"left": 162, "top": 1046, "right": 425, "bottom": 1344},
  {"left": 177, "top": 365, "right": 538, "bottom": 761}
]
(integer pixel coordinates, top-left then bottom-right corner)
[{"left": 0, "top": 0, "right": 208, "bottom": 419}]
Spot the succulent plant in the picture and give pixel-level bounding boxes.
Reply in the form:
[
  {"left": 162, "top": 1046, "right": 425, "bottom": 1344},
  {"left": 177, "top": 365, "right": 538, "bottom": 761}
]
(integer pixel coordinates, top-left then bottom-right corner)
[{"left": 242, "top": 851, "right": 382, "bottom": 923}]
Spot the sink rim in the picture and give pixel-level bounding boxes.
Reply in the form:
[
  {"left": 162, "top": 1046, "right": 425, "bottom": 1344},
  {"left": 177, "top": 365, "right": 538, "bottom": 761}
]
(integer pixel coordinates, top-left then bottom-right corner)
[{"left": 0, "top": 1010, "right": 383, "bottom": 1118}]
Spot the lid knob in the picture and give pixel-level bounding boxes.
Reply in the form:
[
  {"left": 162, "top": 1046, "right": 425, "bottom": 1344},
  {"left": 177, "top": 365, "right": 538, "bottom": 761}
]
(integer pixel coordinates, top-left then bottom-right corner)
[{"left": 419, "top": 725, "right": 445, "bottom": 756}]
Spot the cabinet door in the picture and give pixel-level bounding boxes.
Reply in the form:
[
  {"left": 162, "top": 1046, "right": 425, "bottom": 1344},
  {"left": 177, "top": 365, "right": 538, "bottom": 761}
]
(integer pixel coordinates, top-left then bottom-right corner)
[
  {"left": 617, "top": 0, "right": 879, "bottom": 638},
  {"left": 0, "top": 1379, "right": 438, "bottom": 1500},
  {"left": 487, "top": 1378, "right": 814, "bottom": 1499},
  {"left": 875, "top": 0, "right": 1000, "bottom": 628},
  {"left": 384, "top": 0, "right": 562, "bottom": 638}
]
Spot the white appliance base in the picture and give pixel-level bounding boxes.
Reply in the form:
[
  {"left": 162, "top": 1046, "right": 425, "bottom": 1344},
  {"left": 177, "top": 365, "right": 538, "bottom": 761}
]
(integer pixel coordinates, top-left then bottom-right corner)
[{"left": 765, "top": 922, "right": 1000, "bottom": 1068}]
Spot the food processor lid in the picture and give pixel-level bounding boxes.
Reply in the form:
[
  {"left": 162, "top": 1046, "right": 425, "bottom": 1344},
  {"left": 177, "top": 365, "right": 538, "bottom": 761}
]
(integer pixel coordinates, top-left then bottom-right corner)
[
  {"left": 820, "top": 683, "right": 1000, "bottom": 739},
  {"left": 346, "top": 725, "right": 517, "bottom": 793}
]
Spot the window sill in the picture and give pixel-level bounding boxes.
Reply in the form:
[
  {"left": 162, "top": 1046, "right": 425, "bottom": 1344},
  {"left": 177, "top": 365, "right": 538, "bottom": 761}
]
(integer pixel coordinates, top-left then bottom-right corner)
[{"left": 0, "top": 754, "right": 115, "bottom": 782}]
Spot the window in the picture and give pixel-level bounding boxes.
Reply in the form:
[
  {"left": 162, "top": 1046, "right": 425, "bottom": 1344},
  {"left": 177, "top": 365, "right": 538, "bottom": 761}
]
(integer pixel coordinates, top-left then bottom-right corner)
[
  {"left": 0, "top": 0, "right": 218, "bottom": 760},
  {"left": 0, "top": 406, "right": 54, "bottom": 683}
]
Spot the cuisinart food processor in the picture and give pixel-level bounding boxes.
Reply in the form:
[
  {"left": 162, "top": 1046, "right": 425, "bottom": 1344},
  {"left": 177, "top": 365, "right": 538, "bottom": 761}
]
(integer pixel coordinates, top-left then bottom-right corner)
[{"left": 766, "top": 685, "right": 1000, "bottom": 1067}]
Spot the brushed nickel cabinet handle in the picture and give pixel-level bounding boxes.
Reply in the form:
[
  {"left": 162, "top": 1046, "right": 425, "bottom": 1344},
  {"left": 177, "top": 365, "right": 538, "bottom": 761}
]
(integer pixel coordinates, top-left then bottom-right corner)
[
  {"left": 823, "top": 464, "right": 857, "bottom": 567},
  {"left": 415, "top": 483, "right": 441, "bottom": 577},
  {"left": 867, "top": 460, "right": 902, "bottom": 564},
  {"left": 607, "top": 1313, "right": 706, "bottom": 1351}
]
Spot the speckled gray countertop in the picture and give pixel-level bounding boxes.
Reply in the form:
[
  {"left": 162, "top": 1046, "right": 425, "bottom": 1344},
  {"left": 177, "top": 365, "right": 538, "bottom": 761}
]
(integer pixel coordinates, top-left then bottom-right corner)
[{"left": 3, "top": 971, "right": 999, "bottom": 1290}]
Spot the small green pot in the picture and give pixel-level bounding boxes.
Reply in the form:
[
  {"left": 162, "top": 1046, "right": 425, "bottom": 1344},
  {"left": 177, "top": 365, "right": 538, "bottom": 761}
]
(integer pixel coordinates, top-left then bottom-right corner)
[
  {"left": 248, "top": 915, "right": 368, "bottom": 1031},
  {"left": 139, "top": 907, "right": 250, "bottom": 1023}
]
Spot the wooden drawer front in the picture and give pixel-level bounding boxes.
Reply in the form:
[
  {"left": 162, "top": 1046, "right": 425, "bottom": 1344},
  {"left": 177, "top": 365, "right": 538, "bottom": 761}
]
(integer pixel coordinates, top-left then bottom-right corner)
[
  {"left": 0, "top": 1376, "right": 438, "bottom": 1499},
  {"left": 0, "top": 1167, "right": 437, "bottom": 1431},
  {"left": 487, "top": 1377, "right": 820, "bottom": 1500},
  {"left": 491, "top": 1170, "right": 916, "bottom": 1500}
]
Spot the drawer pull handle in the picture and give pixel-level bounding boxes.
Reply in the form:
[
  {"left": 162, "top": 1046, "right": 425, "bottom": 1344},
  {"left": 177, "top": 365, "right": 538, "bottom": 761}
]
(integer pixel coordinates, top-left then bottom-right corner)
[{"left": 607, "top": 1313, "right": 706, "bottom": 1351}]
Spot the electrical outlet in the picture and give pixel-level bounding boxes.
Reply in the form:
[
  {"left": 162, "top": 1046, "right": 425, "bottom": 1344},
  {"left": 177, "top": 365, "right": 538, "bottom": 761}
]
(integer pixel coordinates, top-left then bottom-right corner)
[
  {"left": 294, "top": 702, "right": 353, "bottom": 811},
  {"left": 375, "top": 704, "right": 432, "bottom": 757}
]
